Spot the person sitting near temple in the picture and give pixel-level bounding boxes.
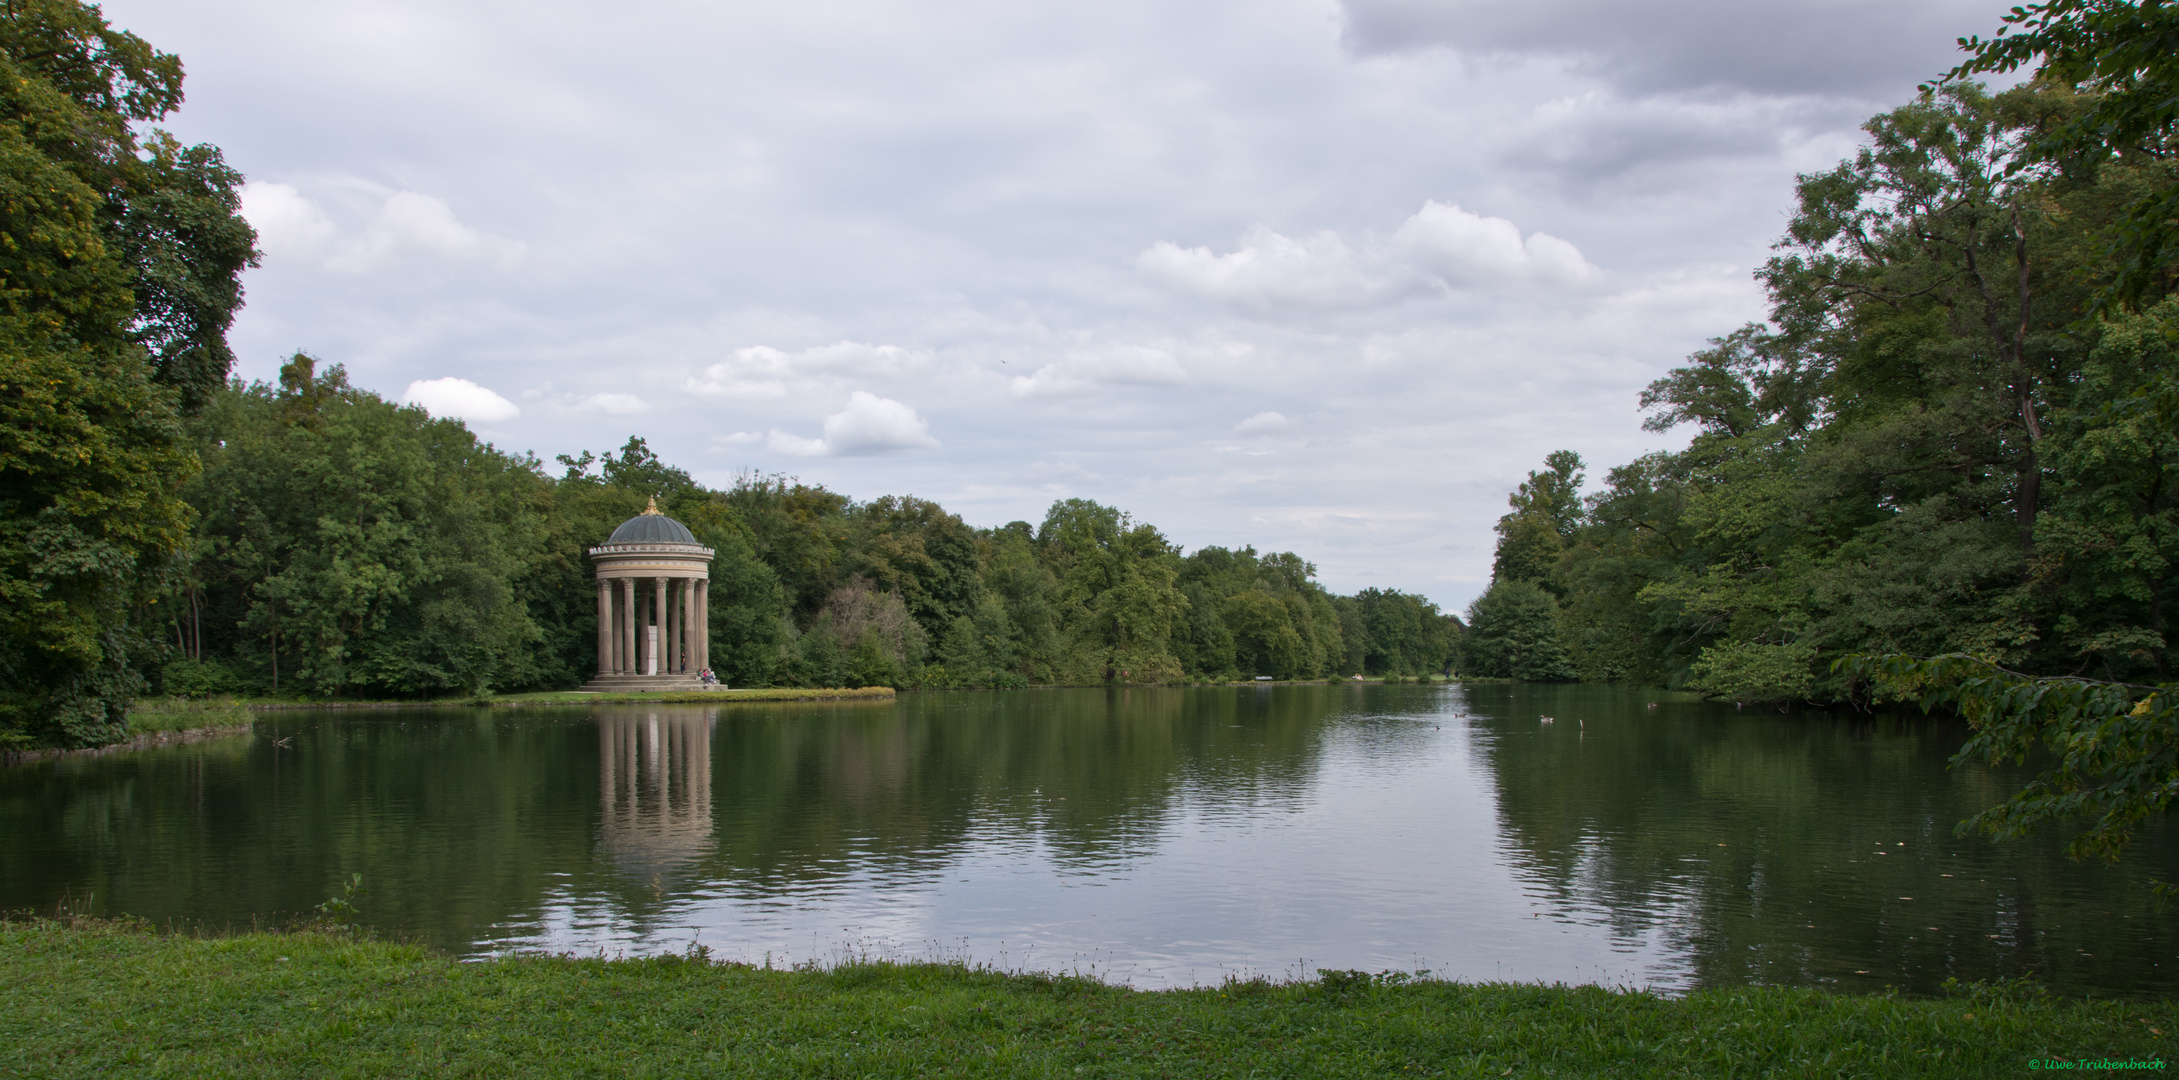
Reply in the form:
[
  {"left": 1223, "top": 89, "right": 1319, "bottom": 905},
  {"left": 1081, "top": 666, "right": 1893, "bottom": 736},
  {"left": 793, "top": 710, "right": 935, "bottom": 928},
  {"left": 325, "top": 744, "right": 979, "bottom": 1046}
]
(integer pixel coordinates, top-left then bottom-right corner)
[{"left": 698, "top": 668, "right": 717, "bottom": 685}]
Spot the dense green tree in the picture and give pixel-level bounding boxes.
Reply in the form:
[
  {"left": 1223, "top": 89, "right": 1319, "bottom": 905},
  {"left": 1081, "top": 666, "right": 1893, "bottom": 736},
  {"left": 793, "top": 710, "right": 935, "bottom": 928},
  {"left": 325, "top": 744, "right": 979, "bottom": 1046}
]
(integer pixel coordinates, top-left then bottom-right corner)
[
  {"left": 179, "top": 357, "right": 549, "bottom": 697},
  {"left": 846, "top": 495, "right": 981, "bottom": 642},
  {"left": 1472, "top": 9, "right": 2179, "bottom": 858},
  {"left": 722, "top": 472, "right": 851, "bottom": 620},
  {"left": 1491, "top": 451, "right": 1584, "bottom": 587},
  {"left": 122, "top": 379, "right": 1476, "bottom": 713},
  {"left": 699, "top": 530, "right": 789, "bottom": 687},
  {"left": 1037, "top": 499, "right": 1191, "bottom": 682},
  {"left": 1950, "top": 0, "right": 2179, "bottom": 304},
  {"left": 1463, "top": 580, "right": 1576, "bottom": 682},
  {"left": 517, "top": 471, "right": 645, "bottom": 691},
  {"left": 0, "top": 0, "right": 253, "bottom": 746},
  {"left": 1223, "top": 589, "right": 1307, "bottom": 679},
  {"left": 1521, "top": 78, "right": 2175, "bottom": 701},
  {"left": 966, "top": 523, "right": 1062, "bottom": 685},
  {"left": 1684, "top": 641, "right": 1818, "bottom": 705},
  {"left": 2030, "top": 301, "right": 2179, "bottom": 676},
  {"left": 1170, "top": 544, "right": 1355, "bottom": 680},
  {"left": 1347, "top": 588, "right": 1458, "bottom": 675}
]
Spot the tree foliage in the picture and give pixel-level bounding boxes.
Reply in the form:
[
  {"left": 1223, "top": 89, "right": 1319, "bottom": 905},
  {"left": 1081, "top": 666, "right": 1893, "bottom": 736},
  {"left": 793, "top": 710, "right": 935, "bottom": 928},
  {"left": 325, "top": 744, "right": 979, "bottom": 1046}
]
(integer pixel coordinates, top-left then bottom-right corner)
[
  {"left": 0, "top": 0, "right": 253, "bottom": 747},
  {"left": 1949, "top": 0, "right": 2179, "bottom": 304},
  {"left": 1486, "top": 79, "right": 2176, "bottom": 704},
  {"left": 178, "top": 356, "right": 549, "bottom": 698},
  {"left": 1842, "top": 653, "right": 2176, "bottom": 866},
  {"left": 1462, "top": 580, "right": 1575, "bottom": 682},
  {"left": 118, "top": 372, "right": 1461, "bottom": 722},
  {"left": 1478, "top": 13, "right": 2179, "bottom": 858}
]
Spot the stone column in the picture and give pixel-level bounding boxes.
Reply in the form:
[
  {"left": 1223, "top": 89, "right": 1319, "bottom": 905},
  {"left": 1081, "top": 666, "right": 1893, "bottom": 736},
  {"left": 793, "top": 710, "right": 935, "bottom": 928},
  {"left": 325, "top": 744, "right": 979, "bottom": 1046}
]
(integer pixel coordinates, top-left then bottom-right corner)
[
  {"left": 671, "top": 579, "right": 684, "bottom": 673},
  {"left": 653, "top": 576, "right": 668, "bottom": 675},
  {"left": 621, "top": 577, "right": 637, "bottom": 675},
  {"left": 659, "top": 579, "right": 672, "bottom": 674},
  {"left": 694, "top": 579, "right": 707, "bottom": 674},
  {"left": 596, "top": 579, "right": 611, "bottom": 676},
  {"left": 680, "top": 576, "right": 695, "bottom": 674}
]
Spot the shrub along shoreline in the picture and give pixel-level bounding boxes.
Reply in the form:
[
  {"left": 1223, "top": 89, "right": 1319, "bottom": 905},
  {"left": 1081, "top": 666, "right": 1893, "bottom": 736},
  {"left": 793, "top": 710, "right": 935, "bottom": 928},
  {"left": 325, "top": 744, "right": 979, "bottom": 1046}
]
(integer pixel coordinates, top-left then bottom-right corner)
[
  {"left": 4, "top": 689, "right": 901, "bottom": 764},
  {"left": 124, "top": 678, "right": 1466, "bottom": 722},
  {"left": 1, "top": 919, "right": 2168, "bottom": 1079},
  {"left": 17, "top": 681, "right": 1479, "bottom": 764}
]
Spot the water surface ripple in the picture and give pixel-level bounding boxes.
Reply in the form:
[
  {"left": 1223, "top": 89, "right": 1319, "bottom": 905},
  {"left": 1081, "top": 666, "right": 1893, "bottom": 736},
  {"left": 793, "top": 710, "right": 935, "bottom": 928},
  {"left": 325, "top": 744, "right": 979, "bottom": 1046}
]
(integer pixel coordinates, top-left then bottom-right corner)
[{"left": 4, "top": 684, "right": 2170, "bottom": 994}]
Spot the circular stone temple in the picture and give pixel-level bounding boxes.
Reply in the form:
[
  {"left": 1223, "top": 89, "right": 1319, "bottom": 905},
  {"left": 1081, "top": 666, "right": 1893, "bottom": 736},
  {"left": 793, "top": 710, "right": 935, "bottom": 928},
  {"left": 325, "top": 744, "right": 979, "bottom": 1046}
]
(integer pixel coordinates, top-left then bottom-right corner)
[{"left": 582, "top": 497, "right": 718, "bottom": 691}]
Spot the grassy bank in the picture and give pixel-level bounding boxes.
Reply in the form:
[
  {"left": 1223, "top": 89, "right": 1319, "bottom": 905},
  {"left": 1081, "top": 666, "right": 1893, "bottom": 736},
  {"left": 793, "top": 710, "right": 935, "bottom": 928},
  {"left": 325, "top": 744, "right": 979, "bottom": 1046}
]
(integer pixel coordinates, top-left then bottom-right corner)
[
  {"left": 125, "top": 696, "right": 254, "bottom": 734},
  {"left": 172, "top": 686, "right": 900, "bottom": 711},
  {"left": 495, "top": 686, "right": 897, "bottom": 705},
  {"left": 2, "top": 920, "right": 2169, "bottom": 1078}
]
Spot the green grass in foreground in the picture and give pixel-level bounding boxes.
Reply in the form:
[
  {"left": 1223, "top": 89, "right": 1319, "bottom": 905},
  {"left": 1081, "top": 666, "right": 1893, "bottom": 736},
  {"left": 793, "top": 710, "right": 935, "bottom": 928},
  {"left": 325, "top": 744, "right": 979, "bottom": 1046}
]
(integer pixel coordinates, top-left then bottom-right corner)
[
  {"left": 2, "top": 920, "right": 2171, "bottom": 1078},
  {"left": 124, "top": 696, "right": 254, "bottom": 735}
]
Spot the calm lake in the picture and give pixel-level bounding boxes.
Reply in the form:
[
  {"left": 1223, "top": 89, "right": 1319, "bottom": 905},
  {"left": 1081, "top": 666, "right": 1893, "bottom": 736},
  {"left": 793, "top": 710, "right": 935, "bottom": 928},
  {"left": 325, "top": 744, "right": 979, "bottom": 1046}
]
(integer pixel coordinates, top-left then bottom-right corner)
[{"left": 4, "top": 684, "right": 2173, "bottom": 995}]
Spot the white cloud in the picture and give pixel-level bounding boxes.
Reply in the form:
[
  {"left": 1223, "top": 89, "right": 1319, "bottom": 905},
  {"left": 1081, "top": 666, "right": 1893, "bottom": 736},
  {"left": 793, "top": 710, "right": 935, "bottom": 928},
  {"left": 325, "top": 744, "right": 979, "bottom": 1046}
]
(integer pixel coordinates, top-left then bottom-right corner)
[
  {"left": 688, "top": 341, "right": 924, "bottom": 399},
  {"left": 239, "top": 182, "right": 523, "bottom": 274},
  {"left": 329, "top": 191, "right": 524, "bottom": 273},
  {"left": 238, "top": 182, "right": 337, "bottom": 262},
  {"left": 189, "top": 0, "right": 1882, "bottom": 612},
  {"left": 1139, "top": 202, "right": 1597, "bottom": 314},
  {"left": 1235, "top": 411, "right": 1289, "bottom": 434},
  {"left": 688, "top": 348, "right": 790, "bottom": 400},
  {"left": 764, "top": 430, "right": 829, "bottom": 456},
  {"left": 794, "top": 340, "right": 922, "bottom": 373},
  {"left": 764, "top": 391, "right": 938, "bottom": 456},
  {"left": 401, "top": 377, "right": 520, "bottom": 423},
  {"left": 1139, "top": 227, "right": 1402, "bottom": 312},
  {"left": 580, "top": 392, "right": 651, "bottom": 416},
  {"left": 1390, "top": 201, "right": 1597, "bottom": 287},
  {"left": 1010, "top": 345, "right": 1189, "bottom": 399}
]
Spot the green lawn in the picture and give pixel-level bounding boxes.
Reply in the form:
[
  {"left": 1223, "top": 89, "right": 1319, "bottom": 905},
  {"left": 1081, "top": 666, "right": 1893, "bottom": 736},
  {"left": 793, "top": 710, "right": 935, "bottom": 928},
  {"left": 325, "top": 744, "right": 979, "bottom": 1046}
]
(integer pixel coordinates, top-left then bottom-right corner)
[{"left": 2, "top": 920, "right": 2169, "bottom": 1078}]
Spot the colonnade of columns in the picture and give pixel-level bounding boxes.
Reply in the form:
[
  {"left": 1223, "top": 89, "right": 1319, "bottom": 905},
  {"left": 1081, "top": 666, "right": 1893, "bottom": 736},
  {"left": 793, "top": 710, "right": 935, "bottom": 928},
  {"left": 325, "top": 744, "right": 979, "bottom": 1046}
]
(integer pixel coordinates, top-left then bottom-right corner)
[{"left": 595, "top": 576, "right": 708, "bottom": 676}]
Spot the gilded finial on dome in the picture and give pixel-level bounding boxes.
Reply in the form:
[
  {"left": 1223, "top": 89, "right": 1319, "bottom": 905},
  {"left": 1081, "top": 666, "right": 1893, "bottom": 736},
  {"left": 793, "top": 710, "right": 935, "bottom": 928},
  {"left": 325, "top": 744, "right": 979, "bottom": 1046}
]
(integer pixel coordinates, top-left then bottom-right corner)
[{"left": 643, "top": 496, "right": 661, "bottom": 516}]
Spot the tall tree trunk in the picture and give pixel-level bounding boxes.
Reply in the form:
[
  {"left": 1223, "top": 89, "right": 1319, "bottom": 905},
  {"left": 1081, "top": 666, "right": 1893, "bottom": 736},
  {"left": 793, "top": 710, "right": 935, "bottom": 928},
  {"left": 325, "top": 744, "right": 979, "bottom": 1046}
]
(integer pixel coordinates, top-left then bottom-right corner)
[
  {"left": 1968, "top": 201, "right": 2044, "bottom": 555},
  {"left": 2016, "top": 450, "right": 2041, "bottom": 554}
]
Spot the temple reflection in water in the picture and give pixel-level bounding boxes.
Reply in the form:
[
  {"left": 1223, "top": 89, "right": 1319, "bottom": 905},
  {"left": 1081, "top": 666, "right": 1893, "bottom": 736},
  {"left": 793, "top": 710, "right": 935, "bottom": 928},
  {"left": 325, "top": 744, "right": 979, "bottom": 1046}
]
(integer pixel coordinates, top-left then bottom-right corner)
[{"left": 596, "top": 711, "right": 715, "bottom": 878}]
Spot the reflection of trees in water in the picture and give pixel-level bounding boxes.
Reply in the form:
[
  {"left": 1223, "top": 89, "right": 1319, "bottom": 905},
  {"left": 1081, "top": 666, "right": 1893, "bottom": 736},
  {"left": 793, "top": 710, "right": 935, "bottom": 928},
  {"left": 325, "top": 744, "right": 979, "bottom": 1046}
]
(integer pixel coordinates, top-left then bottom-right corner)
[
  {"left": 0, "top": 709, "right": 608, "bottom": 952},
  {"left": 1469, "top": 683, "right": 2179, "bottom": 994},
  {"left": 595, "top": 712, "right": 714, "bottom": 881},
  {"left": 694, "top": 687, "right": 1328, "bottom": 886},
  {"left": 3, "top": 686, "right": 1443, "bottom": 956}
]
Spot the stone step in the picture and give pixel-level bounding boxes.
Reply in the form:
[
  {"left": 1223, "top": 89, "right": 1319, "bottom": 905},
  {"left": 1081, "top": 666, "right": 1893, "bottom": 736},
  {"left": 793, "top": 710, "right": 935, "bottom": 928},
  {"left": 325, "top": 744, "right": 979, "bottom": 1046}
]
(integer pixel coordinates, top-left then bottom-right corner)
[{"left": 577, "top": 675, "right": 725, "bottom": 693}]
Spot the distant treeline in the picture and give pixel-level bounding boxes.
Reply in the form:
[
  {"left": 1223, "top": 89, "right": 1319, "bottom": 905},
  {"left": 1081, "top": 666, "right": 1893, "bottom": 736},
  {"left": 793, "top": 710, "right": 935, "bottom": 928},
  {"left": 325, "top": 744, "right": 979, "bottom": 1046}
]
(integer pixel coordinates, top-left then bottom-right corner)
[
  {"left": 0, "top": 0, "right": 1458, "bottom": 750},
  {"left": 154, "top": 355, "right": 1459, "bottom": 707},
  {"left": 1463, "top": 79, "right": 2178, "bottom": 703}
]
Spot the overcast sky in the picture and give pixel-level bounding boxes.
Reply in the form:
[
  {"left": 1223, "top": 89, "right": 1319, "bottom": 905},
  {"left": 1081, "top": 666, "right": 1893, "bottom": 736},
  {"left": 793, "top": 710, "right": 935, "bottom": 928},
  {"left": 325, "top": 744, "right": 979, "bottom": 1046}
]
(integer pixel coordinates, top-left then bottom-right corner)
[{"left": 105, "top": 0, "right": 2005, "bottom": 613}]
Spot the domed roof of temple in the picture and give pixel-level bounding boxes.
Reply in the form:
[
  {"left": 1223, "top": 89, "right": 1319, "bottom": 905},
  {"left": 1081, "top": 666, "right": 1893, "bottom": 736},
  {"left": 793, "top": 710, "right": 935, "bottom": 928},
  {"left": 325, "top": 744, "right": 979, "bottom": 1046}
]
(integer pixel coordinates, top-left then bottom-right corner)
[{"left": 607, "top": 497, "right": 699, "bottom": 544}]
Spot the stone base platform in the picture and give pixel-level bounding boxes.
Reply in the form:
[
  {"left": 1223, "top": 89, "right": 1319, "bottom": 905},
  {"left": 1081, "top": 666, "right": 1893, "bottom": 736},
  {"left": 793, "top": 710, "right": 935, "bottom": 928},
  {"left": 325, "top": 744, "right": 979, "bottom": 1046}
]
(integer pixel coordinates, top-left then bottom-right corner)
[{"left": 577, "top": 674, "right": 728, "bottom": 693}]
